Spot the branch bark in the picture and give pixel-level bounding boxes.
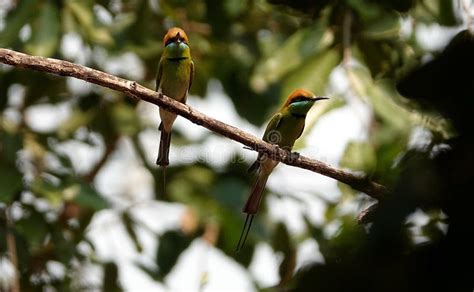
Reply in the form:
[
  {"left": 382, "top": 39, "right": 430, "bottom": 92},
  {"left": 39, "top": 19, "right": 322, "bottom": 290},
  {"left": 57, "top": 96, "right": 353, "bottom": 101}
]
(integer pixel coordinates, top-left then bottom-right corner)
[{"left": 0, "top": 48, "right": 389, "bottom": 200}]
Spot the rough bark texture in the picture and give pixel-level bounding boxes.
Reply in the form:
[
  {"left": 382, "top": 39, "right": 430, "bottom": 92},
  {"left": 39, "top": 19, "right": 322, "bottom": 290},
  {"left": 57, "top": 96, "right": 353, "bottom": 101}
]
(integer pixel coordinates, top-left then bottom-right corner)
[{"left": 0, "top": 48, "right": 389, "bottom": 200}]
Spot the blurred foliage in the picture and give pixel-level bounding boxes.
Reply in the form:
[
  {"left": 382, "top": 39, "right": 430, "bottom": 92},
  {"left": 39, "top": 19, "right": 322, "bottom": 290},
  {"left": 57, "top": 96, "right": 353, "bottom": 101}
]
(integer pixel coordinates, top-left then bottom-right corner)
[{"left": 1, "top": 0, "right": 473, "bottom": 290}]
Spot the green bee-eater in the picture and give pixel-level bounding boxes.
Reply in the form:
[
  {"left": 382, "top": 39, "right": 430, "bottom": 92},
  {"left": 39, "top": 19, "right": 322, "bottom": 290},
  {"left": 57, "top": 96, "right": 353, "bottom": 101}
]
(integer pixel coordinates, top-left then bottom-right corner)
[
  {"left": 156, "top": 27, "right": 194, "bottom": 174},
  {"left": 236, "top": 89, "right": 328, "bottom": 251}
]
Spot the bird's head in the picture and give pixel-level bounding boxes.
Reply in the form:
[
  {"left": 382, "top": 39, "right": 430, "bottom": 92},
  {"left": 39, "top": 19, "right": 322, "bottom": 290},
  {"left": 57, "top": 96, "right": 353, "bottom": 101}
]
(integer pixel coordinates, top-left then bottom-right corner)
[
  {"left": 163, "top": 27, "right": 189, "bottom": 46},
  {"left": 284, "top": 89, "right": 328, "bottom": 116},
  {"left": 162, "top": 27, "right": 191, "bottom": 58}
]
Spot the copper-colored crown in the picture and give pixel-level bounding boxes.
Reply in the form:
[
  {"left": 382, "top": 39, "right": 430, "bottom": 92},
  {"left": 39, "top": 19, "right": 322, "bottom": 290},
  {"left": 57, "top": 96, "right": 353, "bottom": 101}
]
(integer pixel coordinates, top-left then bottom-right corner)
[
  {"left": 283, "top": 89, "right": 315, "bottom": 107},
  {"left": 163, "top": 27, "right": 189, "bottom": 46}
]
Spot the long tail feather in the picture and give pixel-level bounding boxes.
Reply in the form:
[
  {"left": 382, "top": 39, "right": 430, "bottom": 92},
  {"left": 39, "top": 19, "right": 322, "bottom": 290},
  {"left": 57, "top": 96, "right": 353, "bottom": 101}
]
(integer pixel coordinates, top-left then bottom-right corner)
[
  {"left": 161, "top": 165, "right": 167, "bottom": 198},
  {"left": 236, "top": 173, "right": 269, "bottom": 252},
  {"left": 247, "top": 160, "right": 260, "bottom": 174},
  {"left": 156, "top": 126, "right": 172, "bottom": 167},
  {"left": 236, "top": 214, "right": 255, "bottom": 252},
  {"left": 243, "top": 173, "right": 269, "bottom": 214},
  {"left": 236, "top": 214, "right": 250, "bottom": 252},
  {"left": 157, "top": 124, "right": 171, "bottom": 198}
]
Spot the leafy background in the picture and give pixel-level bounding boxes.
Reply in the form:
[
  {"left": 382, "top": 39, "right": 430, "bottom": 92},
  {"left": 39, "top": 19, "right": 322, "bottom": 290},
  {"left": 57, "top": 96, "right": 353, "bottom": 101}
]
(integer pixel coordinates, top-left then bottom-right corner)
[{"left": 1, "top": 0, "right": 473, "bottom": 291}]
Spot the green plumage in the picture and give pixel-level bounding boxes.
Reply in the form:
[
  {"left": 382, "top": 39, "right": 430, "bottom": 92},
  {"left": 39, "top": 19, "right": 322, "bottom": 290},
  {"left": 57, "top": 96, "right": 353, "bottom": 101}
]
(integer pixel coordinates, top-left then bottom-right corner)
[
  {"left": 156, "top": 37, "right": 194, "bottom": 167},
  {"left": 238, "top": 92, "right": 327, "bottom": 251},
  {"left": 247, "top": 99, "right": 314, "bottom": 176}
]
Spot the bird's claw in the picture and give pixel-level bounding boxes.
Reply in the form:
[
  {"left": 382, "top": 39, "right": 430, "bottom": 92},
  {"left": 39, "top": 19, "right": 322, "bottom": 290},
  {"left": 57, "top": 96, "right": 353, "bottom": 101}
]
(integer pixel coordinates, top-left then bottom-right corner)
[{"left": 289, "top": 151, "right": 300, "bottom": 162}]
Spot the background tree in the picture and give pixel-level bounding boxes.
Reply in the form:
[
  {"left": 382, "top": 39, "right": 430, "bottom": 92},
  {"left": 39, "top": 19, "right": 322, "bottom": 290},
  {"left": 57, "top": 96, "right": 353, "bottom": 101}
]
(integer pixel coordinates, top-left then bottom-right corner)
[{"left": 0, "top": 0, "right": 473, "bottom": 291}]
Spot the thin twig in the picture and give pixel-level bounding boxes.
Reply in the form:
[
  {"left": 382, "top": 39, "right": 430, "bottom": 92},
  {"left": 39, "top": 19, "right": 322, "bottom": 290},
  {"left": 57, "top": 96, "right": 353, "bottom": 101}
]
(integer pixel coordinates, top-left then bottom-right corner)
[
  {"left": 5, "top": 206, "right": 20, "bottom": 292},
  {"left": 83, "top": 135, "right": 120, "bottom": 183},
  {"left": 0, "top": 48, "right": 389, "bottom": 200}
]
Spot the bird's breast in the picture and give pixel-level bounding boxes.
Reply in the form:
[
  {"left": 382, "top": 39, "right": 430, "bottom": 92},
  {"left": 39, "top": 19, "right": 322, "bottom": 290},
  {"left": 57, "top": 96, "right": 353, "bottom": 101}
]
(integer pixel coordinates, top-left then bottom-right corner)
[
  {"left": 159, "top": 60, "right": 192, "bottom": 101},
  {"left": 274, "top": 117, "right": 305, "bottom": 148}
]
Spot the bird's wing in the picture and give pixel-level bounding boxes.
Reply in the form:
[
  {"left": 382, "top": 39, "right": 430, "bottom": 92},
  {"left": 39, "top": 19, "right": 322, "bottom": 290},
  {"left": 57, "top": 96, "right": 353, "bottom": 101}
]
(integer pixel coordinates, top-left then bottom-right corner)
[
  {"left": 182, "top": 60, "right": 195, "bottom": 103},
  {"left": 155, "top": 58, "right": 164, "bottom": 91},
  {"left": 262, "top": 112, "right": 282, "bottom": 142},
  {"left": 248, "top": 113, "right": 282, "bottom": 173},
  {"left": 297, "top": 124, "right": 305, "bottom": 140},
  {"left": 188, "top": 60, "right": 195, "bottom": 92}
]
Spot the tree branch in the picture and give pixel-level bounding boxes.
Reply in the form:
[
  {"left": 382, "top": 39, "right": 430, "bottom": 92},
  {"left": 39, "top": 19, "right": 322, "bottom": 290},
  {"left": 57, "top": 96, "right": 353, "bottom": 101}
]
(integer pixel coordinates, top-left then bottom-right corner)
[
  {"left": 4, "top": 206, "right": 20, "bottom": 292},
  {"left": 83, "top": 134, "right": 119, "bottom": 183},
  {"left": 0, "top": 48, "right": 389, "bottom": 200}
]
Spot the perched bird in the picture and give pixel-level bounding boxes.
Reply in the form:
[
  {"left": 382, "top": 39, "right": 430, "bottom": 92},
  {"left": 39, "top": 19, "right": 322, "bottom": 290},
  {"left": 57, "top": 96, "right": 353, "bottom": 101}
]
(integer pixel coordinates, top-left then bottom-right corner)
[
  {"left": 236, "top": 89, "right": 328, "bottom": 251},
  {"left": 155, "top": 27, "right": 194, "bottom": 178}
]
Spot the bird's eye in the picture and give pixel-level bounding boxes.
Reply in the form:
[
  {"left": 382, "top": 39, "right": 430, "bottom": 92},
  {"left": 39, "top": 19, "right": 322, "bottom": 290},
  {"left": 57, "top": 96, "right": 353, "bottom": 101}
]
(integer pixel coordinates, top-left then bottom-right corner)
[{"left": 165, "top": 38, "right": 173, "bottom": 46}]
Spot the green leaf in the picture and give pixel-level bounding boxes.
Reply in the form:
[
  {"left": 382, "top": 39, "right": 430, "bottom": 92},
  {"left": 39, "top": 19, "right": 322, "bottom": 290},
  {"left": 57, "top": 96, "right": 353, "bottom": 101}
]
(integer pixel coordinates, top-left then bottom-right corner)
[
  {"left": 271, "top": 223, "right": 296, "bottom": 286},
  {"left": 324, "top": 202, "right": 338, "bottom": 221},
  {"left": 168, "top": 166, "right": 215, "bottom": 206},
  {"left": 251, "top": 22, "right": 333, "bottom": 91},
  {"left": 0, "top": 0, "right": 38, "bottom": 47},
  {"left": 67, "top": 0, "right": 114, "bottom": 46},
  {"left": 122, "top": 211, "right": 143, "bottom": 253},
  {"left": 370, "top": 124, "right": 408, "bottom": 185},
  {"left": 32, "top": 179, "right": 108, "bottom": 210},
  {"left": 25, "top": 2, "right": 60, "bottom": 57},
  {"left": 411, "top": 0, "right": 460, "bottom": 26},
  {"left": 72, "top": 183, "right": 109, "bottom": 211},
  {"left": 0, "top": 129, "right": 23, "bottom": 203},
  {"left": 211, "top": 177, "right": 247, "bottom": 209},
  {"left": 66, "top": 1, "right": 93, "bottom": 28},
  {"left": 0, "top": 163, "right": 22, "bottom": 203},
  {"left": 224, "top": 0, "right": 247, "bottom": 17},
  {"left": 347, "top": 0, "right": 383, "bottom": 22},
  {"left": 267, "top": 0, "right": 332, "bottom": 16},
  {"left": 438, "top": 0, "right": 460, "bottom": 26},
  {"left": 156, "top": 231, "right": 193, "bottom": 279},
  {"left": 30, "top": 178, "right": 64, "bottom": 206},
  {"left": 362, "top": 13, "right": 400, "bottom": 40},
  {"left": 356, "top": 40, "right": 396, "bottom": 78},
  {"left": 0, "top": 128, "right": 23, "bottom": 164},
  {"left": 15, "top": 210, "right": 49, "bottom": 251},
  {"left": 50, "top": 227, "right": 77, "bottom": 263},
  {"left": 281, "top": 48, "right": 341, "bottom": 100},
  {"left": 110, "top": 103, "right": 141, "bottom": 135},
  {"left": 349, "top": 68, "right": 412, "bottom": 131},
  {"left": 103, "top": 262, "right": 123, "bottom": 292},
  {"left": 272, "top": 222, "right": 292, "bottom": 253},
  {"left": 339, "top": 141, "right": 376, "bottom": 174},
  {"left": 323, "top": 217, "right": 366, "bottom": 260},
  {"left": 57, "top": 108, "right": 96, "bottom": 140}
]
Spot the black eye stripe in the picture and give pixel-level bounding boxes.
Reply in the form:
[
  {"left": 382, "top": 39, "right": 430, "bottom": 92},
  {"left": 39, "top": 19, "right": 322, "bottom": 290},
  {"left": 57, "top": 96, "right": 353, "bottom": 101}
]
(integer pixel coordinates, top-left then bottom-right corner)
[
  {"left": 289, "top": 96, "right": 312, "bottom": 104},
  {"left": 165, "top": 36, "right": 188, "bottom": 46}
]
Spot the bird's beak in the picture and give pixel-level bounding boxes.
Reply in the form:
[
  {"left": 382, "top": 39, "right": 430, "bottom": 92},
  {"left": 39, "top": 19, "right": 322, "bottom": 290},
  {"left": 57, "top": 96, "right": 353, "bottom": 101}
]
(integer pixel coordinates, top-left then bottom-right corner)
[
  {"left": 313, "top": 96, "right": 329, "bottom": 102},
  {"left": 176, "top": 32, "right": 182, "bottom": 43}
]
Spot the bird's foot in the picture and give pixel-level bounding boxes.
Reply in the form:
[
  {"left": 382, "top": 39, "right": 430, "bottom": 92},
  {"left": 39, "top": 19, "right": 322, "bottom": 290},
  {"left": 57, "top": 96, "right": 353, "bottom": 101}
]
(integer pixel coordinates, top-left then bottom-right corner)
[
  {"left": 243, "top": 146, "right": 253, "bottom": 151},
  {"left": 289, "top": 151, "right": 300, "bottom": 162}
]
